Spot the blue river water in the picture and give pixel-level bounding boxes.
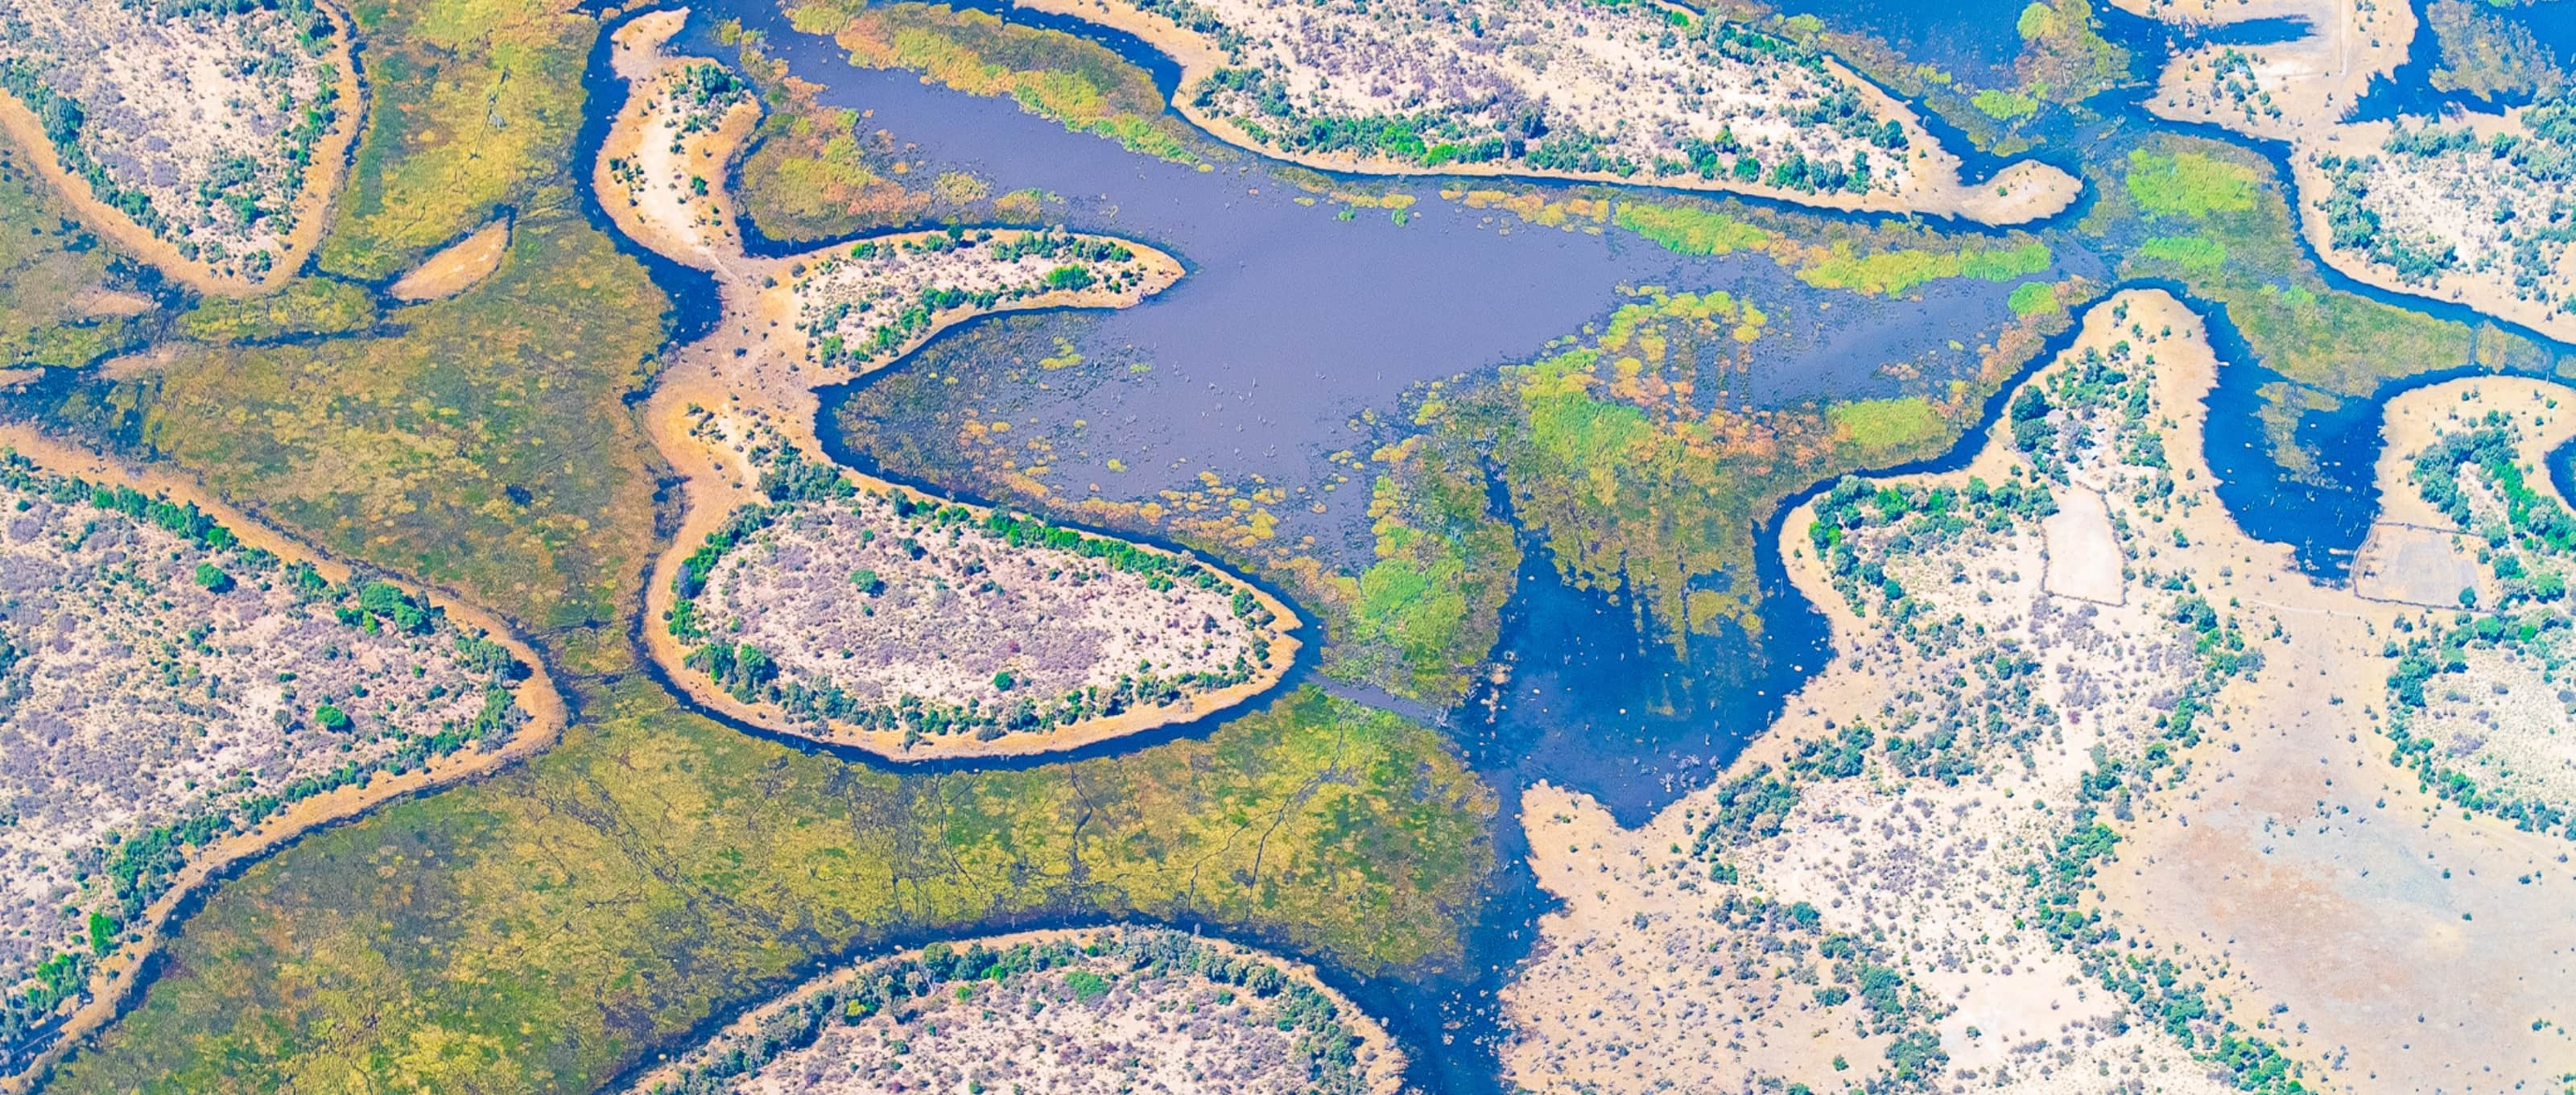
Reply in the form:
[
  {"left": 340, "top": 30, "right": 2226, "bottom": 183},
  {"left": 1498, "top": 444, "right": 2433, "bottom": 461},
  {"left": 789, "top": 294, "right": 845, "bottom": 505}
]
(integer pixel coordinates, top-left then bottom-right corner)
[{"left": 595, "top": 1, "right": 2576, "bottom": 1091}]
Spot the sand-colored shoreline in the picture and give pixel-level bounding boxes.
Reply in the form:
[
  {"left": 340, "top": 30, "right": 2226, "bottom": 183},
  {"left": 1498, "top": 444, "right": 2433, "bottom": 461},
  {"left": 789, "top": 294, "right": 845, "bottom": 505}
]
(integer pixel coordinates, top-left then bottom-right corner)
[
  {"left": 1501, "top": 288, "right": 2576, "bottom": 1091},
  {"left": 386, "top": 216, "right": 514, "bottom": 302},
  {"left": 605, "top": 10, "right": 1297, "bottom": 762},
  {"left": 0, "top": 0, "right": 365, "bottom": 298},
  {"left": 997, "top": 0, "right": 2079, "bottom": 226},
  {"left": 0, "top": 424, "right": 568, "bottom": 1095},
  {"left": 616, "top": 925, "right": 1405, "bottom": 1095}
]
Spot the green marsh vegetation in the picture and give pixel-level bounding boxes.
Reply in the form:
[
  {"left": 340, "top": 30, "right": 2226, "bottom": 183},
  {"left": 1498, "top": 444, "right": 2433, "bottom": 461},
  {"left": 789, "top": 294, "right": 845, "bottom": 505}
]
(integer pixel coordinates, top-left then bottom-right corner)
[
  {"left": 29, "top": 0, "right": 672, "bottom": 636},
  {"left": 12, "top": 8, "right": 1507, "bottom": 1089},
  {"left": 0, "top": 143, "right": 146, "bottom": 371},
  {"left": 42, "top": 678, "right": 1492, "bottom": 1093},
  {"left": 783, "top": 2, "right": 1216, "bottom": 166},
  {"left": 2094, "top": 135, "right": 2567, "bottom": 476},
  {"left": 1608, "top": 198, "right": 2054, "bottom": 298}
]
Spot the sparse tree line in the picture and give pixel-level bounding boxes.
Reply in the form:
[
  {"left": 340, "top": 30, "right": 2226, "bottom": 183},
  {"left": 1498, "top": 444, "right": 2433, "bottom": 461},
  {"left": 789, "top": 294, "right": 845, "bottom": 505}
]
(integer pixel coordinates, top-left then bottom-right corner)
[
  {"left": 0, "top": 451, "right": 529, "bottom": 1064},
  {"left": 639, "top": 928, "right": 1377, "bottom": 1095},
  {"left": 797, "top": 228, "right": 1154, "bottom": 372},
  {"left": 0, "top": 0, "right": 343, "bottom": 275},
  {"left": 668, "top": 447, "right": 1281, "bottom": 746}
]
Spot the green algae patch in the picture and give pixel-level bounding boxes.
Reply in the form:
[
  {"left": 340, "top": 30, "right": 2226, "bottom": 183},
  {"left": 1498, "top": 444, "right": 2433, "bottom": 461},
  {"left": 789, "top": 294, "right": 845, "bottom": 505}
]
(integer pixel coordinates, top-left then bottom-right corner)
[
  {"left": 2007, "top": 280, "right": 2064, "bottom": 317},
  {"left": 1609, "top": 198, "right": 2050, "bottom": 298},
  {"left": 1612, "top": 203, "right": 1777, "bottom": 258},
  {"left": 39, "top": 677, "right": 1494, "bottom": 1095},
  {"left": 1795, "top": 239, "right": 2051, "bottom": 296},
  {"left": 2137, "top": 233, "right": 2227, "bottom": 274},
  {"left": 1829, "top": 397, "right": 1947, "bottom": 452},
  {"left": 2124, "top": 148, "right": 2260, "bottom": 220},
  {"left": 1975, "top": 89, "right": 2040, "bottom": 120}
]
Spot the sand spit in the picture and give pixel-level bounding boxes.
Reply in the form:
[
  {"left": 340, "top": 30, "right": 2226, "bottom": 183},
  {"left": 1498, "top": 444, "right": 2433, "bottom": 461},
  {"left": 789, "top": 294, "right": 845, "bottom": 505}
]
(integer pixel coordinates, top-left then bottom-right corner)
[
  {"left": 999, "top": 0, "right": 2079, "bottom": 225},
  {"left": 601, "top": 11, "right": 1298, "bottom": 762},
  {"left": 0, "top": 0, "right": 362, "bottom": 295},
  {"left": 619, "top": 926, "right": 1404, "bottom": 1095},
  {"left": 1497, "top": 289, "right": 2576, "bottom": 1093},
  {"left": 0, "top": 426, "right": 565, "bottom": 1095},
  {"left": 386, "top": 217, "right": 514, "bottom": 302},
  {"left": 2130, "top": 0, "right": 2576, "bottom": 341}
]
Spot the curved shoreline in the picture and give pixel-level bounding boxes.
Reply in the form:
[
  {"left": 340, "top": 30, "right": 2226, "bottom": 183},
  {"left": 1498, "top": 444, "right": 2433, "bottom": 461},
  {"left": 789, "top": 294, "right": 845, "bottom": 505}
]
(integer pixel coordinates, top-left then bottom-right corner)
[
  {"left": 0, "top": 0, "right": 367, "bottom": 297},
  {"left": 993, "top": 0, "right": 2081, "bottom": 226},
  {"left": 616, "top": 924, "right": 1406, "bottom": 1095},
  {"left": 0, "top": 424, "right": 569, "bottom": 1095},
  {"left": 605, "top": 7, "right": 1302, "bottom": 762}
]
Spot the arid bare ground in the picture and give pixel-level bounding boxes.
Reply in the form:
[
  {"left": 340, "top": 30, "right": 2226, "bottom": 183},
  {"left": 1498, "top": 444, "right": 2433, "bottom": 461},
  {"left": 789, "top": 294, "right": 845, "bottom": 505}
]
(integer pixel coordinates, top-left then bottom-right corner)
[
  {"left": 1498, "top": 290, "right": 2576, "bottom": 1093},
  {"left": 386, "top": 217, "right": 513, "bottom": 302}
]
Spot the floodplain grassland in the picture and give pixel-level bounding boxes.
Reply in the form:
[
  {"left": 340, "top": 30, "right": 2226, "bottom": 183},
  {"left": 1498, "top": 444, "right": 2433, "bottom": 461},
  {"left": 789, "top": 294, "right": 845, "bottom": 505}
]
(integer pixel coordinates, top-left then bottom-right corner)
[
  {"left": 26, "top": 0, "right": 677, "bottom": 642},
  {"left": 316, "top": 0, "right": 597, "bottom": 282},
  {"left": 39, "top": 678, "right": 1493, "bottom": 1095},
  {"left": 0, "top": 143, "right": 145, "bottom": 377}
]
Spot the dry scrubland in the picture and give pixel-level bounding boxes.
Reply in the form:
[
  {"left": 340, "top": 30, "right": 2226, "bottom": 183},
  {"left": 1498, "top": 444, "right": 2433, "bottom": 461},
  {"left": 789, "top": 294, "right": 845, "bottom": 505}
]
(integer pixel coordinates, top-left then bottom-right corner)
[
  {"left": 625, "top": 927, "right": 1402, "bottom": 1095},
  {"left": 602, "top": 12, "right": 1252, "bottom": 759},
  {"left": 0, "top": 0, "right": 353, "bottom": 291},
  {"left": 1010, "top": 0, "right": 2078, "bottom": 223},
  {"left": 1497, "top": 291, "right": 2576, "bottom": 1093},
  {"left": 675, "top": 468, "right": 1292, "bottom": 750},
  {"left": 2129, "top": 0, "right": 2576, "bottom": 341},
  {"left": 0, "top": 443, "right": 548, "bottom": 1079}
]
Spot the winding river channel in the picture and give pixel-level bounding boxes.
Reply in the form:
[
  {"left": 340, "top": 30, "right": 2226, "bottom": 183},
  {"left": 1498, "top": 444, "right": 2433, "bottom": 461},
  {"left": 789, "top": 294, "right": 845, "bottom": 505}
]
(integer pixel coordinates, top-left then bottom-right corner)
[{"left": 572, "top": 0, "right": 2576, "bottom": 1089}]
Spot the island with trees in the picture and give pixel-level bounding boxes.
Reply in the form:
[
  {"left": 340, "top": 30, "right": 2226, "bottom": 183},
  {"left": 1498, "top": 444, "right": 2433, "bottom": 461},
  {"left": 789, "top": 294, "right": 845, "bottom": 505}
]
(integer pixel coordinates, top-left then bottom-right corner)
[
  {"left": 0, "top": 0, "right": 358, "bottom": 291},
  {"left": 0, "top": 435, "right": 560, "bottom": 1084},
  {"left": 623, "top": 926, "right": 1403, "bottom": 1095},
  {"left": 997, "top": 0, "right": 2079, "bottom": 223}
]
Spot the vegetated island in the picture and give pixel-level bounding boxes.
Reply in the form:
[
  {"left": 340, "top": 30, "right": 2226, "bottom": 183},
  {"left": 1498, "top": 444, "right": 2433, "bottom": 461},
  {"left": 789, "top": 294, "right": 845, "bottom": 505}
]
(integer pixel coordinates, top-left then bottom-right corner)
[
  {"left": 0, "top": 0, "right": 360, "bottom": 294},
  {"left": 1497, "top": 289, "right": 2576, "bottom": 1093},
  {"left": 620, "top": 926, "right": 1404, "bottom": 1095},
  {"left": 2130, "top": 0, "right": 2576, "bottom": 341},
  {"left": 0, "top": 428, "right": 564, "bottom": 1093},
  {"left": 601, "top": 11, "right": 1296, "bottom": 760},
  {"left": 995, "top": 0, "right": 2080, "bottom": 225}
]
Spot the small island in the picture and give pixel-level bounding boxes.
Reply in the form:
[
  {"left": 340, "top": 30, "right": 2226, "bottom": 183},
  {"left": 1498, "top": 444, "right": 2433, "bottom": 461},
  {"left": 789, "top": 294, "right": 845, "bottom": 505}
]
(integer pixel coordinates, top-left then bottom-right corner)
[
  {"left": 0, "top": 432, "right": 562, "bottom": 1085},
  {"left": 622, "top": 926, "right": 1404, "bottom": 1095},
  {"left": 670, "top": 448, "right": 1298, "bottom": 753}
]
